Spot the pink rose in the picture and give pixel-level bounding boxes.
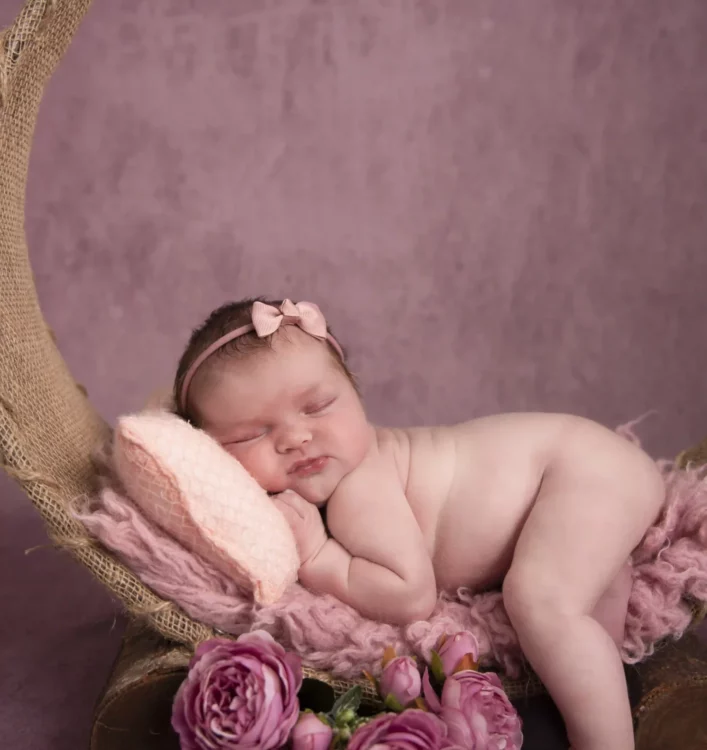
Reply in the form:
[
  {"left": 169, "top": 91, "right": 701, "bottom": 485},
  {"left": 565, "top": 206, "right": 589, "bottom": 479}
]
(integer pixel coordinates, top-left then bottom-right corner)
[
  {"left": 348, "top": 709, "right": 455, "bottom": 750},
  {"left": 172, "top": 631, "right": 302, "bottom": 750},
  {"left": 437, "top": 632, "right": 480, "bottom": 676},
  {"left": 440, "top": 670, "right": 523, "bottom": 750},
  {"left": 291, "top": 712, "right": 333, "bottom": 750},
  {"left": 379, "top": 657, "right": 422, "bottom": 708}
]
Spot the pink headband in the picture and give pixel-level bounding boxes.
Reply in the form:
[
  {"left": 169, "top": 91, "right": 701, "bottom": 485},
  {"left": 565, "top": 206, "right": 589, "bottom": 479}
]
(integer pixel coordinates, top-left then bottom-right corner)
[{"left": 178, "top": 299, "right": 344, "bottom": 412}]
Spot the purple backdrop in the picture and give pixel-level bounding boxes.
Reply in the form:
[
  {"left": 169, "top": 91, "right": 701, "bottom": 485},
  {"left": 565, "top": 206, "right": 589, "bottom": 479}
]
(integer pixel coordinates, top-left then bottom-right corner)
[{"left": 1, "top": 1, "right": 706, "bottom": 747}]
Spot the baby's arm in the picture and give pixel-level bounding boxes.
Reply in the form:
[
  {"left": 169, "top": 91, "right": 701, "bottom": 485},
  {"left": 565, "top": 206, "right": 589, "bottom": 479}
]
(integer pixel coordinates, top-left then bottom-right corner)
[{"left": 299, "top": 458, "right": 437, "bottom": 625}]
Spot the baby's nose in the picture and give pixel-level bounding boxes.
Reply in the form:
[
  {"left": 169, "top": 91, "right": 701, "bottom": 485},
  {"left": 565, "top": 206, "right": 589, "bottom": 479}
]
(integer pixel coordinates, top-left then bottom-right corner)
[{"left": 276, "top": 423, "right": 312, "bottom": 453}]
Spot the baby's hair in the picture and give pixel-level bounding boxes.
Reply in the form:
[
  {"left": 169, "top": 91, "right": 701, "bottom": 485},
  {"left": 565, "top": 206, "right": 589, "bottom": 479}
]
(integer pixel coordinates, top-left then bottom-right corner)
[{"left": 173, "top": 296, "right": 356, "bottom": 426}]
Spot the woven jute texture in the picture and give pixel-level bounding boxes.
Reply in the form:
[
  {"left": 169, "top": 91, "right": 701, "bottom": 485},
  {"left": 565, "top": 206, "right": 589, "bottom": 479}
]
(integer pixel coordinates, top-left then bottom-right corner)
[
  {"left": 0, "top": 0, "right": 705, "bottom": 709},
  {"left": 0, "top": 0, "right": 375, "bottom": 701},
  {"left": 0, "top": 0, "right": 216, "bottom": 649}
]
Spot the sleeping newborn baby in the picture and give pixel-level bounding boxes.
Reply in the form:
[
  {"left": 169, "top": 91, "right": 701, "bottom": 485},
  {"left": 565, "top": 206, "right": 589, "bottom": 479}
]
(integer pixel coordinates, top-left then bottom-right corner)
[{"left": 175, "top": 297, "right": 664, "bottom": 750}]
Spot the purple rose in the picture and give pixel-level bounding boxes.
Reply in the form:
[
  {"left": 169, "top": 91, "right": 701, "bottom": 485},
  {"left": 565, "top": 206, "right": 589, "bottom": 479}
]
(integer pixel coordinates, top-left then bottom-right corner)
[
  {"left": 437, "top": 632, "right": 480, "bottom": 677},
  {"left": 172, "top": 631, "right": 302, "bottom": 750},
  {"left": 379, "top": 657, "right": 422, "bottom": 708},
  {"left": 348, "top": 709, "right": 454, "bottom": 750},
  {"left": 440, "top": 670, "right": 523, "bottom": 750},
  {"left": 291, "top": 712, "right": 333, "bottom": 750}
]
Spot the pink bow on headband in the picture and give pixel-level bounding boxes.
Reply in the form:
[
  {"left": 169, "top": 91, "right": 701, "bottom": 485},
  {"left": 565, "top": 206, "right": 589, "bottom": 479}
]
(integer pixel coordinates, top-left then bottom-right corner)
[
  {"left": 178, "top": 298, "right": 344, "bottom": 412},
  {"left": 251, "top": 299, "right": 328, "bottom": 339}
]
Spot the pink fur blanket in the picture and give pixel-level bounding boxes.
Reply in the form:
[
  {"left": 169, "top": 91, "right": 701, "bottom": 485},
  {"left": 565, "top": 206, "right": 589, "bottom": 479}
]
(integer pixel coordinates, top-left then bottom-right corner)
[{"left": 75, "top": 427, "right": 707, "bottom": 679}]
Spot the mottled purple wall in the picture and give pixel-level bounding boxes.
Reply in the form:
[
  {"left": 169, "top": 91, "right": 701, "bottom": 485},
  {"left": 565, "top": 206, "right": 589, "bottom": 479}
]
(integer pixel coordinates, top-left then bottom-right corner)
[
  {"left": 22, "top": 0, "right": 707, "bottom": 458},
  {"left": 2, "top": 1, "right": 706, "bottom": 747}
]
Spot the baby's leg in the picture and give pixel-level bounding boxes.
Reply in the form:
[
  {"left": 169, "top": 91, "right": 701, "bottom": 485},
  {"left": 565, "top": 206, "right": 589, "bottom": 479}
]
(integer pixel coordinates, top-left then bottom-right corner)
[
  {"left": 502, "top": 422, "right": 664, "bottom": 750},
  {"left": 591, "top": 562, "right": 633, "bottom": 647}
]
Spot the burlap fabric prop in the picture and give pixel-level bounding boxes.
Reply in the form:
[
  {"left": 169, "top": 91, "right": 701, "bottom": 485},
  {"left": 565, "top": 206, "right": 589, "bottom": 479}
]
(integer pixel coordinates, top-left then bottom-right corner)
[
  {"left": 0, "top": 0, "right": 375, "bottom": 704},
  {"left": 0, "top": 0, "right": 209, "bottom": 644},
  {"left": 0, "top": 0, "right": 705, "bottom": 714}
]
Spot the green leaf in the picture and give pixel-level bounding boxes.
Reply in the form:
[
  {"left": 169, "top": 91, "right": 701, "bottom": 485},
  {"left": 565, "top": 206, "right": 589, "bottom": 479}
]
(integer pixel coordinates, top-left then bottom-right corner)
[
  {"left": 383, "top": 693, "right": 405, "bottom": 713},
  {"left": 329, "top": 686, "right": 362, "bottom": 722},
  {"left": 429, "top": 650, "right": 446, "bottom": 683},
  {"left": 335, "top": 709, "right": 356, "bottom": 727},
  {"left": 333, "top": 725, "right": 352, "bottom": 748}
]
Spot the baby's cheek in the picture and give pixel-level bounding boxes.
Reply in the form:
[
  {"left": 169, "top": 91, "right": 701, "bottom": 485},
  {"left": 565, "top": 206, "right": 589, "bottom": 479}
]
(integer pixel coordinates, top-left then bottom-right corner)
[
  {"left": 336, "top": 421, "right": 372, "bottom": 467},
  {"left": 228, "top": 446, "right": 282, "bottom": 492},
  {"left": 248, "top": 466, "right": 281, "bottom": 493}
]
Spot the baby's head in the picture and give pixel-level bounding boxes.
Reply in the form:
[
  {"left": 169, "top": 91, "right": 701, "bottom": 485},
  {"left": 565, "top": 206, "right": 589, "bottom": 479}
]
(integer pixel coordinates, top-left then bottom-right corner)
[{"left": 174, "top": 297, "right": 373, "bottom": 505}]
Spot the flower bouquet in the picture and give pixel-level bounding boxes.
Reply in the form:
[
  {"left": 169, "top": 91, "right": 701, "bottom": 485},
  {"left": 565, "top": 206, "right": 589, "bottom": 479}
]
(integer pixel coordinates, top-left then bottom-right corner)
[{"left": 172, "top": 630, "right": 523, "bottom": 749}]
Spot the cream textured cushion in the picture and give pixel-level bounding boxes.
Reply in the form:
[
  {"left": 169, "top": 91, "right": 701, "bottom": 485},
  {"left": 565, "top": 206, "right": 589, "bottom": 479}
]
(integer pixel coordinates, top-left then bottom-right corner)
[{"left": 113, "top": 411, "right": 299, "bottom": 604}]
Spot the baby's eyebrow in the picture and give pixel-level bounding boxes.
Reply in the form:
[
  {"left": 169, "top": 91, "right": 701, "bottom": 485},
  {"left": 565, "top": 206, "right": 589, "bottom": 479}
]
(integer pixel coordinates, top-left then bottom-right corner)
[
  {"left": 229, "top": 415, "right": 265, "bottom": 428},
  {"left": 285, "top": 383, "right": 321, "bottom": 403}
]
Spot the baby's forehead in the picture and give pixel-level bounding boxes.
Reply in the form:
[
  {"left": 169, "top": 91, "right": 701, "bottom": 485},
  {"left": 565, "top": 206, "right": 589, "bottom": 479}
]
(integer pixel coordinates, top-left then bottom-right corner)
[
  {"left": 214, "top": 339, "right": 338, "bottom": 395},
  {"left": 197, "top": 350, "right": 339, "bottom": 429},
  {"left": 234, "top": 333, "right": 335, "bottom": 376}
]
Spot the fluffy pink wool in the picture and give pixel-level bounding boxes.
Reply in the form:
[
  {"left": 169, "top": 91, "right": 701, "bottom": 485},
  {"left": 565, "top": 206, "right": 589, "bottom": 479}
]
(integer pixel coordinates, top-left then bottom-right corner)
[{"left": 75, "top": 428, "right": 707, "bottom": 679}]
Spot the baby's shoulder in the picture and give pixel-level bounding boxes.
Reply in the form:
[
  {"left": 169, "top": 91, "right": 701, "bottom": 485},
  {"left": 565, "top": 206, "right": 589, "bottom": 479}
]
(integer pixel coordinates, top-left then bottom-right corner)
[
  {"left": 374, "top": 425, "right": 408, "bottom": 454},
  {"left": 330, "top": 431, "right": 406, "bottom": 505}
]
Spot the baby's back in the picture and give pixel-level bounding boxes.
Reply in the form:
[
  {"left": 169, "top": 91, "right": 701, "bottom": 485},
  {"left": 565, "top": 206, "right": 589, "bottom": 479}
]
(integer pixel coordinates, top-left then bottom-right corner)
[{"left": 383, "top": 413, "right": 573, "bottom": 593}]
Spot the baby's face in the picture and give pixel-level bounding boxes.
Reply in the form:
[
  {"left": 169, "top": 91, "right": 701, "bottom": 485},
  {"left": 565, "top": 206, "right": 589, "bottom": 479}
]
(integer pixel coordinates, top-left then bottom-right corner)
[{"left": 192, "top": 328, "right": 373, "bottom": 505}]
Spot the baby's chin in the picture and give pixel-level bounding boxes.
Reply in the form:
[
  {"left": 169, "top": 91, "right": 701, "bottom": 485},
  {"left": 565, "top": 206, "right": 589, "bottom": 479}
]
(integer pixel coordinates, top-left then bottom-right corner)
[
  {"left": 288, "top": 473, "right": 338, "bottom": 506},
  {"left": 290, "top": 483, "right": 330, "bottom": 507}
]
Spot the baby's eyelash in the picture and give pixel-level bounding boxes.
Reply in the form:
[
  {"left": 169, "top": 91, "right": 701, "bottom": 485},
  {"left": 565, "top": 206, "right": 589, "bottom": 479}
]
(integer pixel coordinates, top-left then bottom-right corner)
[
  {"left": 305, "top": 397, "right": 336, "bottom": 414},
  {"left": 224, "top": 431, "right": 265, "bottom": 446}
]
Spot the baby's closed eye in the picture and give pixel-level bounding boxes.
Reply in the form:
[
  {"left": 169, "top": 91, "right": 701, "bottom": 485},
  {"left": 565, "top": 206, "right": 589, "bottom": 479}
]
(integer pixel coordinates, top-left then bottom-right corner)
[
  {"left": 224, "top": 429, "right": 267, "bottom": 445},
  {"left": 304, "top": 396, "right": 337, "bottom": 415}
]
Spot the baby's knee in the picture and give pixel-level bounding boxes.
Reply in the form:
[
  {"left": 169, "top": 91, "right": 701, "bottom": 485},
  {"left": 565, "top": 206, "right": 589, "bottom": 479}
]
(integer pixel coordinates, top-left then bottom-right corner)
[{"left": 501, "top": 566, "right": 573, "bottom": 628}]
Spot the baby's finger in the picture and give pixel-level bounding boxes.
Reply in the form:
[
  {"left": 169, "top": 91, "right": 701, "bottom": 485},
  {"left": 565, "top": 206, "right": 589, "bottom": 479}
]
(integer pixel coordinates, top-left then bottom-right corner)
[
  {"left": 271, "top": 496, "right": 302, "bottom": 524},
  {"left": 276, "top": 489, "right": 309, "bottom": 518},
  {"left": 273, "top": 490, "right": 307, "bottom": 519}
]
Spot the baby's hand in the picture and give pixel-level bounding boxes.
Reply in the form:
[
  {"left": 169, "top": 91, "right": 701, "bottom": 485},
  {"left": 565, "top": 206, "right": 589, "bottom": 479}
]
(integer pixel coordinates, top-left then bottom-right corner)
[{"left": 272, "top": 490, "right": 328, "bottom": 566}]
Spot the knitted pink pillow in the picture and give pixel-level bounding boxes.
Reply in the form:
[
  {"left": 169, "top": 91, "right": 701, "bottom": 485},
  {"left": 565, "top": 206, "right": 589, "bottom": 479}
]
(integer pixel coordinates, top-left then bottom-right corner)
[{"left": 112, "top": 411, "right": 299, "bottom": 604}]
